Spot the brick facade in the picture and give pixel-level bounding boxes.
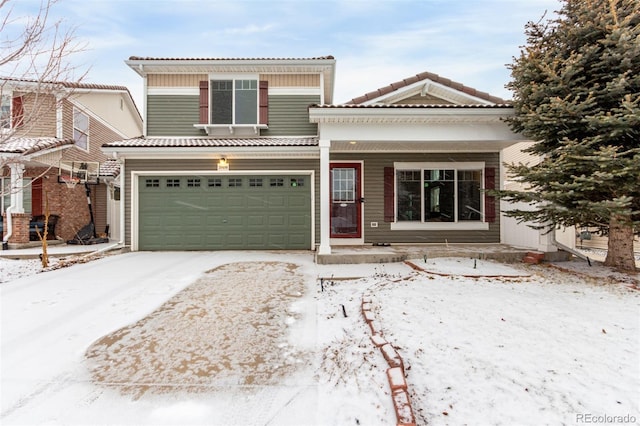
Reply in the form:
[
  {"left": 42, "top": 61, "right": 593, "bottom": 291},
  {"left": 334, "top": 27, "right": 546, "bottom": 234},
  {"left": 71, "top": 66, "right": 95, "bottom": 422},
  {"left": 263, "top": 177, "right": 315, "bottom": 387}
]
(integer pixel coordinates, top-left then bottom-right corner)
[{"left": 26, "top": 167, "right": 97, "bottom": 241}]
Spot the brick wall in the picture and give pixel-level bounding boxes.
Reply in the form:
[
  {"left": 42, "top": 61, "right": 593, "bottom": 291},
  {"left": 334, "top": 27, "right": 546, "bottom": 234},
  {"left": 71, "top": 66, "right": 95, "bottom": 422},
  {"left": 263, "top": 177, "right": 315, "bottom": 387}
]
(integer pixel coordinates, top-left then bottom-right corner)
[
  {"left": 26, "top": 168, "right": 99, "bottom": 241},
  {"left": 2, "top": 213, "right": 30, "bottom": 244}
]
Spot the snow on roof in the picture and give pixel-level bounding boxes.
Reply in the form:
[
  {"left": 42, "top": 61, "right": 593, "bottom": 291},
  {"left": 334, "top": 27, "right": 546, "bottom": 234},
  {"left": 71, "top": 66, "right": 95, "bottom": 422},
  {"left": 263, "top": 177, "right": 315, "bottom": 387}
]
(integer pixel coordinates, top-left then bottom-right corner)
[{"left": 102, "top": 136, "right": 319, "bottom": 148}]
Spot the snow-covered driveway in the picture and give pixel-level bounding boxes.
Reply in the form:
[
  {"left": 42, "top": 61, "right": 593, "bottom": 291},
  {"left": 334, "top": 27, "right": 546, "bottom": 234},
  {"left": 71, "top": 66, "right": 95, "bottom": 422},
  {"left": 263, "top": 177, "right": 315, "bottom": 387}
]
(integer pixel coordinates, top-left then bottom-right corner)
[{"left": 1, "top": 251, "right": 324, "bottom": 425}]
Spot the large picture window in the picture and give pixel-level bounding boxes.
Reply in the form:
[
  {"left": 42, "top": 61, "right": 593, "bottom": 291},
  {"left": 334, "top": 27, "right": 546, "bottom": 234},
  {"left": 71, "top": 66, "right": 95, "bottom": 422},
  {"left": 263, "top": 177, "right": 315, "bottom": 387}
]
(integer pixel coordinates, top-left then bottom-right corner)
[
  {"left": 211, "top": 79, "right": 257, "bottom": 125},
  {"left": 396, "top": 163, "right": 484, "bottom": 224}
]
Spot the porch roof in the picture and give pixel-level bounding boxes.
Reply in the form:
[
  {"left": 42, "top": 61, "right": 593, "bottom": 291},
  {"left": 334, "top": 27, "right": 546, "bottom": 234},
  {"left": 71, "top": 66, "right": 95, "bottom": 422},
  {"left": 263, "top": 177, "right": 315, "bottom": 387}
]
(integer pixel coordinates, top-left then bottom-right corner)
[
  {"left": 0, "top": 137, "right": 74, "bottom": 156},
  {"left": 102, "top": 136, "right": 319, "bottom": 148}
]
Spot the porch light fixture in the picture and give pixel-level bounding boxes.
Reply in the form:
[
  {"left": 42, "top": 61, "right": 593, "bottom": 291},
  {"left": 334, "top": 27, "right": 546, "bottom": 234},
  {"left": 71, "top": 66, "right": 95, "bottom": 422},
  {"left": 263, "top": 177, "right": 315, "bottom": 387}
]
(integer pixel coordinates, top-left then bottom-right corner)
[
  {"left": 218, "top": 157, "right": 229, "bottom": 171},
  {"left": 349, "top": 141, "right": 357, "bottom": 145}
]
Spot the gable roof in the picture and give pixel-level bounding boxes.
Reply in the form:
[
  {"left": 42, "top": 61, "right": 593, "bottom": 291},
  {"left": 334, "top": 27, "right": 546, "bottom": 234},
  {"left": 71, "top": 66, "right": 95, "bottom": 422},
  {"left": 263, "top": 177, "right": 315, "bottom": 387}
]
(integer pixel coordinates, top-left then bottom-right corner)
[
  {"left": 347, "top": 71, "right": 509, "bottom": 105},
  {"left": 0, "top": 77, "right": 143, "bottom": 123}
]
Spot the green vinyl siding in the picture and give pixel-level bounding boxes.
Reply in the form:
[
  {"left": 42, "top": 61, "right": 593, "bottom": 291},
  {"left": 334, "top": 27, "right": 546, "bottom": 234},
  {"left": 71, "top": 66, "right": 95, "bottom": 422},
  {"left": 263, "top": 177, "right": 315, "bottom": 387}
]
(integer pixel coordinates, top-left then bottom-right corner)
[
  {"left": 261, "top": 95, "right": 319, "bottom": 136},
  {"left": 147, "top": 95, "right": 204, "bottom": 136},
  {"left": 333, "top": 152, "right": 501, "bottom": 244}
]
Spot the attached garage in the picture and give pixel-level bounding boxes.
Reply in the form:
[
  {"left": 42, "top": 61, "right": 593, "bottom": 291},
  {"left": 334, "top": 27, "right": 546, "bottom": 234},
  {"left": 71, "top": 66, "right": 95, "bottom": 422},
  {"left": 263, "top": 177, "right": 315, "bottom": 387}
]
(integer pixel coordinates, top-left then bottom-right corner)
[{"left": 137, "top": 173, "right": 312, "bottom": 250}]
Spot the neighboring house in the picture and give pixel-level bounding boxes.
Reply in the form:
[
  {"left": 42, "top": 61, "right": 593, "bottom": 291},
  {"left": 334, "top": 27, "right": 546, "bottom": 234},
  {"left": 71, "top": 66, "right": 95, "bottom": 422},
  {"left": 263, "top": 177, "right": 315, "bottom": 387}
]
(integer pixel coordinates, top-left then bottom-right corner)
[
  {"left": 0, "top": 78, "right": 143, "bottom": 247},
  {"left": 102, "top": 56, "right": 531, "bottom": 255},
  {"left": 502, "top": 142, "right": 640, "bottom": 255}
]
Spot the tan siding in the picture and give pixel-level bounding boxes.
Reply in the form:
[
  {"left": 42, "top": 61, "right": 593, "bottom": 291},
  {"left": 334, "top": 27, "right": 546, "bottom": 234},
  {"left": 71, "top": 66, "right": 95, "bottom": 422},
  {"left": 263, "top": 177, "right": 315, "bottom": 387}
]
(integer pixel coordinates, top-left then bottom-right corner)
[
  {"left": 11, "top": 92, "right": 57, "bottom": 137},
  {"left": 147, "top": 74, "right": 208, "bottom": 87},
  {"left": 260, "top": 74, "right": 320, "bottom": 87},
  {"left": 123, "top": 159, "right": 320, "bottom": 247},
  {"left": 60, "top": 99, "right": 116, "bottom": 164},
  {"left": 333, "top": 152, "right": 502, "bottom": 244}
]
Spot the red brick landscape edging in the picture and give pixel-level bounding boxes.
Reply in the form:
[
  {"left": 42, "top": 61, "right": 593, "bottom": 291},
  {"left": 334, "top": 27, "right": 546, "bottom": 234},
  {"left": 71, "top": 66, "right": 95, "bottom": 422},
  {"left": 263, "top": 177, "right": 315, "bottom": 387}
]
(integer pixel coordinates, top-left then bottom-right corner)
[{"left": 361, "top": 296, "right": 416, "bottom": 426}]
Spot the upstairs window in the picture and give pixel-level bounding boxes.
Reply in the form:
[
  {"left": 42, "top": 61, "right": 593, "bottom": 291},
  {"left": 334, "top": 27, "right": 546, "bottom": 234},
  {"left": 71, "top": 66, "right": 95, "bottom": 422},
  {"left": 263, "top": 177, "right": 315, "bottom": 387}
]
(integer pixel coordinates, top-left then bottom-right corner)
[
  {"left": 1, "top": 94, "right": 10, "bottom": 129},
  {"left": 211, "top": 79, "right": 258, "bottom": 125},
  {"left": 1, "top": 94, "right": 24, "bottom": 130},
  {"left": 73, "top": 108, "right": 89, "bottom": 150}
]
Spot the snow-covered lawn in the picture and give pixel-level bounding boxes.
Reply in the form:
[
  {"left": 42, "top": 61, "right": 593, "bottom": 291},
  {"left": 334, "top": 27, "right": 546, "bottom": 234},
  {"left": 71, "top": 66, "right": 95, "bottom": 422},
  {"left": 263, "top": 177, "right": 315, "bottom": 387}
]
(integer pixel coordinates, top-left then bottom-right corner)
[{"left": 1, "top": 251, "right": 638, "bottom": 425}]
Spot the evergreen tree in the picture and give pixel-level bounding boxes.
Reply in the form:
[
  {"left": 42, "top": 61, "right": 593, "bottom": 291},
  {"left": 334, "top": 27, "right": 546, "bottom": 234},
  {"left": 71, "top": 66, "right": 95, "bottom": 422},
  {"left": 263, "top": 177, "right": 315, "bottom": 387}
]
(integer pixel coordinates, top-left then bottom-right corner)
[{"left": 500, "top": 0, "right": 639, "bottom": 272}]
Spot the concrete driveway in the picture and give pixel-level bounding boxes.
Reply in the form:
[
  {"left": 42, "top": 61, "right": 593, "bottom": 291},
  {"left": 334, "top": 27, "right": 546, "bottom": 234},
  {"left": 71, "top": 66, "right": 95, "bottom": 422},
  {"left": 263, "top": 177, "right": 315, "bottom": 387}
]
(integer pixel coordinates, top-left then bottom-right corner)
[{"left": 1, "top": 251, "right": 330, "bottom": 425}]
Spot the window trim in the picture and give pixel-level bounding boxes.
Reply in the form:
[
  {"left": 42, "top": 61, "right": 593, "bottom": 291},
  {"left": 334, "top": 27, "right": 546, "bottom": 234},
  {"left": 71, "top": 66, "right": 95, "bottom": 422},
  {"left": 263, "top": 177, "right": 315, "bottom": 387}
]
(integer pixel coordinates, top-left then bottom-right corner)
[
  {"left": 73, "top": 107, "right": 89, "bottom": 150},
  {"left": 390, "top": 162, "right": 489, "bottom": 231},
  {"left": 194, "top": 74, "right": 268, "bottom": 135}
]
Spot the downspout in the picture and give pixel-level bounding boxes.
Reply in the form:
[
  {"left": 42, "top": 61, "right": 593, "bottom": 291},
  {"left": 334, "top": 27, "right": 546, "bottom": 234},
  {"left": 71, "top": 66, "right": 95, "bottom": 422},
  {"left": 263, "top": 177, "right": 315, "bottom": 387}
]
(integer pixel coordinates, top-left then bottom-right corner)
[{"left": 3, "top": 163, "right": 25, "bottom": 250}]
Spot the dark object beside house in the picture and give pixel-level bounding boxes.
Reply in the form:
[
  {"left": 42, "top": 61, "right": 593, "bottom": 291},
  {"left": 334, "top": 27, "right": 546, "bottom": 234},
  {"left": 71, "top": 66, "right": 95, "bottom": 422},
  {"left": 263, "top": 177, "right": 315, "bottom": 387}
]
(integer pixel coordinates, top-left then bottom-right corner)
[
  {"left": 66, "top": 223, "right": 109, "bottom": 245},
  {"left": 29, "top": 215, "right": 59, "bottom": 241}
]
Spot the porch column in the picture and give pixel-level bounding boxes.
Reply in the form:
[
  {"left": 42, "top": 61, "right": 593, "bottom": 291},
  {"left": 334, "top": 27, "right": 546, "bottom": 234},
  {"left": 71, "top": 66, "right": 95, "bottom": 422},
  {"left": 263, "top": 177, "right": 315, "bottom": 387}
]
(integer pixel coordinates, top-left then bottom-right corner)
[
  {"left": 318, "top": 139, "right": 331, "bottom": 255},
  {"left": 9, "top": 163, "right": 25, "bottom": 213}
]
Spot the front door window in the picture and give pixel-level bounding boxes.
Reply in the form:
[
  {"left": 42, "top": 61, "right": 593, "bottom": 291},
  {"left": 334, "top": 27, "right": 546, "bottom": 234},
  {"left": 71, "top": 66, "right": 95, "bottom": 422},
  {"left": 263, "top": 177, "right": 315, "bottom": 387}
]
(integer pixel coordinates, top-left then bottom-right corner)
[{"left": 330, "top": 163, "right": 361, "bottom": 238}]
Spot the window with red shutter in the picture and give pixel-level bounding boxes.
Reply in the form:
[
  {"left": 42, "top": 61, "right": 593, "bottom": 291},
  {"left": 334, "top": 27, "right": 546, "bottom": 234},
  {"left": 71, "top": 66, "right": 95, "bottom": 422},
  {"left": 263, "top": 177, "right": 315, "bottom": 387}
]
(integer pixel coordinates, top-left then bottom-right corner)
[
  {"left": 383, "top": 167, "right": 395, "bottom": 222},
  {"left": 199, "top": 81, "right": 208, "bottom": 124},
  {"left": 11, "top": 96, "right": 24, "bottom": 128}
]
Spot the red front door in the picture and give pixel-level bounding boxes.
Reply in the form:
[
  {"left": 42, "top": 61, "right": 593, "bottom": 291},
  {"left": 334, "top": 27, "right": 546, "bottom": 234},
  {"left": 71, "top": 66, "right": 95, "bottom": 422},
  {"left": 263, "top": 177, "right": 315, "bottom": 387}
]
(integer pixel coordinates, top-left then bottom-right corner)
[{"left": 330, "top": 163, "right": 362, "bottom": 238}]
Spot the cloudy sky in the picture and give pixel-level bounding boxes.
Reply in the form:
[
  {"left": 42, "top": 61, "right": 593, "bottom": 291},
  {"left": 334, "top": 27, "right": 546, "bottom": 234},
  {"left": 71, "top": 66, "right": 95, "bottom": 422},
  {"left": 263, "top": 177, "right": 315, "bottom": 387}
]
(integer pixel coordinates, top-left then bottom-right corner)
[{"left": 6, "top": 0, "right": 560, "bottom": 110}]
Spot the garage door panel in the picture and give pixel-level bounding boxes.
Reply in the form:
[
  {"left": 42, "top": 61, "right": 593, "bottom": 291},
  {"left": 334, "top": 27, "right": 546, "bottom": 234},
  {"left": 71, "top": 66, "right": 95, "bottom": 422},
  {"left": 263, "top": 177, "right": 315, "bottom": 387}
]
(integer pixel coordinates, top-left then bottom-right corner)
[
  {"left": 247, "top": 215, "right": 265, "bottom": 226},
  {"left": 138, "top": 174, "right": 311, "bottom": 250},
  {"left": 288, "top": 194, "right": 310, "bottom": 208}
]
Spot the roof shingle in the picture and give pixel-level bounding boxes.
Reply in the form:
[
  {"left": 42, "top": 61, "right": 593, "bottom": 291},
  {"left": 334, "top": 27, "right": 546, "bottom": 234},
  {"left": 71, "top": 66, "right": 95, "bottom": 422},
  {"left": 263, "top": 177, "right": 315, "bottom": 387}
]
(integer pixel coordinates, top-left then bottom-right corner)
[
  {"left": 102, "top": 136, "right": 319, "bottom": 148},
  {"left": 0, "top": 137, "right": 74, "bottom": 155},
  {"left": 347, "top": 71, "right": 509, "bottom": 105}
]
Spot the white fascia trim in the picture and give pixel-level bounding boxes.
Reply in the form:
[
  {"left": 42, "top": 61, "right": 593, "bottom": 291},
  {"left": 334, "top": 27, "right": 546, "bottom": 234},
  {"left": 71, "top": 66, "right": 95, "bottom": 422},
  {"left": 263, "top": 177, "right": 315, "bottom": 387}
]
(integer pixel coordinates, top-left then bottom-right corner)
[{"left": 309, "top": 107, "right": 513, "bottom": 123}]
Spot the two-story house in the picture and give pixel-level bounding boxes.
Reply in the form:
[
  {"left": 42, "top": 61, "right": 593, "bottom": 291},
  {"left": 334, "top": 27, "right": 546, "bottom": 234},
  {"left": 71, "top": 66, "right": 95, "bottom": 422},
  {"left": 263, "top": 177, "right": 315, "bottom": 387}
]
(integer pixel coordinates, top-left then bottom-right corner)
[
  {"left": 102, "top": 56, "right": 528, "bottom": 256},
  {"left": 1, "top": 78, "right": 143, "bottom": 247}
]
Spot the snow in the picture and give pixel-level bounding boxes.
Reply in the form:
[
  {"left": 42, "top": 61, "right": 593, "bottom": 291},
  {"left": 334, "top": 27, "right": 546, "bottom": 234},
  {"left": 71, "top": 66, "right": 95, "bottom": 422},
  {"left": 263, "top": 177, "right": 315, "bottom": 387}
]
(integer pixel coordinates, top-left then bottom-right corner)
[{"left": 1, "top": 250, "right": 638, "bottom": 425}]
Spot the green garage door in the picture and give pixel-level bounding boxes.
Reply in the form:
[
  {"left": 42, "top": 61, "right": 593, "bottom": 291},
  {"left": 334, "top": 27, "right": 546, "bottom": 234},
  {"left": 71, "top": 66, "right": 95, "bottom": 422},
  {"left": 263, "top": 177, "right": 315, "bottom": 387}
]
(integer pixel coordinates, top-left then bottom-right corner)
[{"left": 138, "top": 174, "right": 311, "bottom": 250}]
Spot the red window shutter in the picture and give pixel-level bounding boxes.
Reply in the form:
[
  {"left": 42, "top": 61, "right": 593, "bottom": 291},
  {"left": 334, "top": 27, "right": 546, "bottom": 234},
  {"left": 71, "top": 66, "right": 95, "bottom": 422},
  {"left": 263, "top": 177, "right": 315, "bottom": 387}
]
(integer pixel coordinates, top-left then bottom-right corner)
[
  {"left": 199, "top": 81, "right": 208, "bottom": 124},
  {"left": 484, "top": 167, "right": 496, "bottom": 223},
  {"left": 12, "top": 96, "right": 24, "bottom": 128},
  {"left": 259, "top": 80, "right": 268, "bottom": 125},
  {"left": 31, "top": 178, "right": 43, "bottom": 216},
  {"left": 384, "top": 167, "right": 395, "bottom": 222}
]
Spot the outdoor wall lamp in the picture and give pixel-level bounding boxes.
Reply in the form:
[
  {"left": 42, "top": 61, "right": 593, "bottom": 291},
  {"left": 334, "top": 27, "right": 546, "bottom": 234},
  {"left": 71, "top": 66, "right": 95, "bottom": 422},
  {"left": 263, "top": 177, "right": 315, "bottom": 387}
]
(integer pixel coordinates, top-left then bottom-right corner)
[{"left": 218, "top": 157, "right": 229, "bottom": 171}]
